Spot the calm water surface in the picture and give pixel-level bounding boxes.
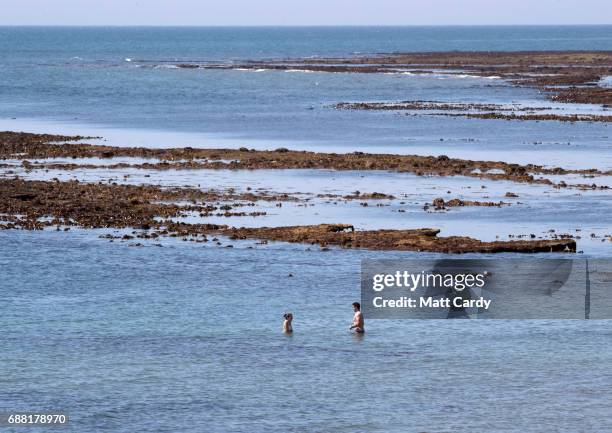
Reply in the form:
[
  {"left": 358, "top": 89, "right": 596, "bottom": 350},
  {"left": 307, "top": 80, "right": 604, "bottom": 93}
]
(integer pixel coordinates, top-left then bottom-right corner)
[
  {"left": 0, "top": 26, "right": 611, "bottom": 167},
  {"left": 2, "top": 230, "right": 612, "bottom": 432}
]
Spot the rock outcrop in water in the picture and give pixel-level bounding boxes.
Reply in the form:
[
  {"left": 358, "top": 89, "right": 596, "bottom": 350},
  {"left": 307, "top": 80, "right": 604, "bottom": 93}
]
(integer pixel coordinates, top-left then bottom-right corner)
[
  {"left": 203, "top": 51, "right": 612, "bottom": 106},
  {"left": 334, "top": 101, "right": 612, "bottom": 123},
  {"left": 429, "top": 198, "right": 509, "bottom": 210},
  {"left": 214, "top": 224, "right": 575, "bottom": 254},
  {"left": 1, "top": 132, "right": 608, "bottom": 190},
  {"left": 0, "top": 178, "right": 575, "bottom": 253}
]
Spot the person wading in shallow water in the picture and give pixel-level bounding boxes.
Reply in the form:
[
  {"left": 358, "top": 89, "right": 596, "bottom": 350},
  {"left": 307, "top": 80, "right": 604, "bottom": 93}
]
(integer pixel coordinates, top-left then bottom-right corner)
[
  {"left": 349, "top": 302, "right": 364, "bottom": 333},
  {"left": 283, "top": 312, "right": 293, "bottom": 334}
]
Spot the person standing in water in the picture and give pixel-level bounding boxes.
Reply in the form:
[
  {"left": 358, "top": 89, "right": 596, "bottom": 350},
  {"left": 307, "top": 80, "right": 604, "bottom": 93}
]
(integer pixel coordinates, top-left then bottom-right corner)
[
  {"left": 283, "top": 312, "right": 293, "bottom": 333},
  {"left": 349, "top": 302, "right": 364, "bottom": 333}
]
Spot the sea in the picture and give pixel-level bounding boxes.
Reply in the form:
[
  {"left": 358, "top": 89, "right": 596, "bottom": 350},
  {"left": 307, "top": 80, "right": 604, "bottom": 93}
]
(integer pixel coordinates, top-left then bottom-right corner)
[{"left": 1, "top": 26, "right": 612, "bottom": 432}]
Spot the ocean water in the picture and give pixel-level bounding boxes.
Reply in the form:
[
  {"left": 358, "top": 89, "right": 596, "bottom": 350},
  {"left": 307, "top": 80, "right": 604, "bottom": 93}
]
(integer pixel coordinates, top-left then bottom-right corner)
[
  {"left": 1, "top": 26, "right": 612, "bottom": 432},
  {"left": 3, "top": 230, "right": 612, "bottom": 433},
  {"left": 0, "top": 26, "right": 611, "bottom": 167}
]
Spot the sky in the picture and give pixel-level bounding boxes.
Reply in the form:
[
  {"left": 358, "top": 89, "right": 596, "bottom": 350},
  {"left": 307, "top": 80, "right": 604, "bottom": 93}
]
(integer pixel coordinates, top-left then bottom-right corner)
[{"left": 1, "top": 0, "right": 611, "bottom": 26}]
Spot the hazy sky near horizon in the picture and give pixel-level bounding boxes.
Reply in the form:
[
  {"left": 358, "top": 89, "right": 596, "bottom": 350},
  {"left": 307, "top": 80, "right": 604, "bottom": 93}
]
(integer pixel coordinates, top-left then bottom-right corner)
[{"left": 1, "top": 0, "right": 611, "bottom": 26}]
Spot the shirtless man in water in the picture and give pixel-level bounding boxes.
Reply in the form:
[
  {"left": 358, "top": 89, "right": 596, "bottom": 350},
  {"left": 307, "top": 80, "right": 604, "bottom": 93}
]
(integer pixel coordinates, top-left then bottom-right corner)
[{"left": 349, "top": 302, "right": 364, "bottom": 333}]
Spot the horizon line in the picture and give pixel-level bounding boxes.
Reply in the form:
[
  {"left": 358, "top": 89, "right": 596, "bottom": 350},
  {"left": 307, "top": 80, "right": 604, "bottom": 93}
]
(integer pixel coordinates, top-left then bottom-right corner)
[{"left": 1, "top": 23, "right": 612, "bottom": 27}]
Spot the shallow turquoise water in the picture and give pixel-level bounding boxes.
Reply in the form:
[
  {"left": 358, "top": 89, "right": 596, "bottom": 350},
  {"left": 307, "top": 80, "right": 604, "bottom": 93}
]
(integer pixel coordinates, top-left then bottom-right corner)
[{"left": 2, "top": 230, "right": 612, "bottom": 432}]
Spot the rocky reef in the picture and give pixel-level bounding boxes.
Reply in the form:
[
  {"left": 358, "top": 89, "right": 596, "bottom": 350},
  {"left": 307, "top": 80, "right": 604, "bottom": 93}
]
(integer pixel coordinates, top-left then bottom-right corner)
[
  {"left": 1, "top": 132, "right": 608, "bottom": 190},
  {"left": 0, "top": 178, "right": 575, "bottom": 253},
  {"left": 200, "top": 51, "right": 612, "bottom": 105}
]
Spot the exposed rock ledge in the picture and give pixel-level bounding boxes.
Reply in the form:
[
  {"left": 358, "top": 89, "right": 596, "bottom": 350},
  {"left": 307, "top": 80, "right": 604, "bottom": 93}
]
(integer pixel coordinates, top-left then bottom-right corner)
[{"left": 0, "top": 178, "right": 575, "bottom": 254}]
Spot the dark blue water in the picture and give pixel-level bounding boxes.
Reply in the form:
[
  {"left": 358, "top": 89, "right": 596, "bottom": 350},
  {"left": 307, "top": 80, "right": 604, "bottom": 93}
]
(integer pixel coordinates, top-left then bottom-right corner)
[
  {"left": 0, "top": 26, "right": 611, "bottom": 163},
  {"left": 3, "top": 26, "right": 612, "bottom": 61}
]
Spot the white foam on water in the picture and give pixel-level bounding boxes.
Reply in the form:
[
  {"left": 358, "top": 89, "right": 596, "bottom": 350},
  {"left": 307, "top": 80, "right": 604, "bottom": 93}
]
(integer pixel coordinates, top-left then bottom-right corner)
[{"left": 599, "top": 76, "right": 612, "bottom": 88}]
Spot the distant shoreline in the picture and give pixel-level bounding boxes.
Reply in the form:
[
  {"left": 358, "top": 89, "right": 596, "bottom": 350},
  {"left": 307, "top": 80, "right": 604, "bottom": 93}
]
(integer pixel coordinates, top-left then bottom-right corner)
[{"left": 193, "top": 50, "right": 612, "bottom": 105}]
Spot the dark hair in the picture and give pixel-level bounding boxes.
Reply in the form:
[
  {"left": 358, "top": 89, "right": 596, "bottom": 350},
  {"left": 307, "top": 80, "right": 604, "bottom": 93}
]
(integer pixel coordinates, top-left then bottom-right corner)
[
  {"left": 283, "top": 312, "right": 292, "bottom": 319},
  {"left": 352, "top": 302, "right": 360, "bottom": 310}
]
